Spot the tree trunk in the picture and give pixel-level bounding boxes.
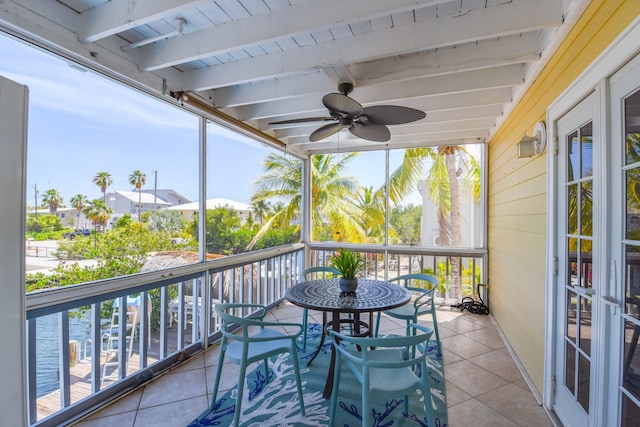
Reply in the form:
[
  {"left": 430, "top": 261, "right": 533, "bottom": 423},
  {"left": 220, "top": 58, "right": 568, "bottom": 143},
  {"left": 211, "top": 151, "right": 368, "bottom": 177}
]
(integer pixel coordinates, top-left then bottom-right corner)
[{"left": 445, "top": 150, "right": 462, "bottom": 300}]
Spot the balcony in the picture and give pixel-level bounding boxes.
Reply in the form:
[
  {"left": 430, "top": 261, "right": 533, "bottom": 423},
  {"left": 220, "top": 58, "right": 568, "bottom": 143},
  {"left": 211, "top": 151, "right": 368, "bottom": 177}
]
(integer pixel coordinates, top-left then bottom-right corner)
[
  {"left": 25, "top": 244, "right": 554, "bottom": 426},
  {"left": 73, "top": 303, "right": 553, "bottom": 426}
]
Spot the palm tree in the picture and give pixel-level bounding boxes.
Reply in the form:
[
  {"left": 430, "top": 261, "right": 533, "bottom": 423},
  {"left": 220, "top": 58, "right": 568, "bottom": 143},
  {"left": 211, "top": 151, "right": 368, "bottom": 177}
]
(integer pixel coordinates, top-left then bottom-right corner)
[
  {"left": 41, "top": 189, "right": 63, "bottom": 214},
  {"left": 356, "top": 186, "right": 387, "bottom": 244},
  {"left": 251, "top": 200, "right": 269, "bottom": 227},
  {"left": 69, "top": 194, "right": 88, "bottom": 230},
  {"left": 128, "top": 170, "right": 146, "bottom": 222},
  {"left": 93, "top": 172, "right": 113, "bottom": 203},
  {"left": 248, "top": 153, "right": 364, "bottom": 248},
  {"left": 416, "top": 146, "right": 480, "bottom": 297},
  {"left": 83, "top": 199, "right": 112, "bottom": 231}
]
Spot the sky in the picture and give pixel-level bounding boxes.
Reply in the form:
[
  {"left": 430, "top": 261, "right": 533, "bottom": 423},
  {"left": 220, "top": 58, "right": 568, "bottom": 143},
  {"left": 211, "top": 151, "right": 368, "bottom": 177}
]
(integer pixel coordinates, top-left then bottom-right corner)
[{"left": 0, "top": 32, "right": 420, "bottom": 208}]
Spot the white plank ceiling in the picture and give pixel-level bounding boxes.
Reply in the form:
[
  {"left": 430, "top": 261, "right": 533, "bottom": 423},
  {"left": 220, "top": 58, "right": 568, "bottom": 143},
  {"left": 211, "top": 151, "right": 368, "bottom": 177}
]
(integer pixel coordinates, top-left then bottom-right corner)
[{"left": 0, "top": 0, "right": 584, "bottom": 155}]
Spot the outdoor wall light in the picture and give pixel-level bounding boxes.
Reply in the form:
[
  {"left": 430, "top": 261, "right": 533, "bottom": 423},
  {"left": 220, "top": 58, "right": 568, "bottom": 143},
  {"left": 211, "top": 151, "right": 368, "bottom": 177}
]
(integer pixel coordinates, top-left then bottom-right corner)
[{"left": 517, "top": 121, "right": 547, "bottom": 158}]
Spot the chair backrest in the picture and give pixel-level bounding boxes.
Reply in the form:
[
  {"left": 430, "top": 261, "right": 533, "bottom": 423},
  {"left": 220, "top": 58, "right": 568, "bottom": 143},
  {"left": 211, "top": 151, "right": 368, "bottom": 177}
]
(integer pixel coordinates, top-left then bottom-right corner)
[
  {"left": 330, "top": 324, "right": 433, "bottom": 369},
  {"left": 303, "top": 266, "right": 340, "bottom": 280},
  {"left": 214, "top": 303, "right": 267, "bottom": 341},
  {"left": 388, "top": 273, "right": 437, "bottom": 292}
]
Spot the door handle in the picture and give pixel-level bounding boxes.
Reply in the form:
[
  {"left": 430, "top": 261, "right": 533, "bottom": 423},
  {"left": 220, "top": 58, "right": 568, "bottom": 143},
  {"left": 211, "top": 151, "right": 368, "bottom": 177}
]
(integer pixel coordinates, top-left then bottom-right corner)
[
  {"left": 600, "top": 296, "right": 621, "bottom": 315},
  {"left": 602, "top": 260, "right": 621, "bottom": 314},
  {"left": 571, "top": 285, "right": 595, "bottom": 296}
]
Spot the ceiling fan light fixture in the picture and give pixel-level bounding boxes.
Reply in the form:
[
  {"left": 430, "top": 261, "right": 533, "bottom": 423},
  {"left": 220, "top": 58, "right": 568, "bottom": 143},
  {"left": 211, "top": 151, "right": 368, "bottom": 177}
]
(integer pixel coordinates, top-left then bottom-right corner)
[{"left": 269, "top": 83, "right": 426, "bottom": 143}]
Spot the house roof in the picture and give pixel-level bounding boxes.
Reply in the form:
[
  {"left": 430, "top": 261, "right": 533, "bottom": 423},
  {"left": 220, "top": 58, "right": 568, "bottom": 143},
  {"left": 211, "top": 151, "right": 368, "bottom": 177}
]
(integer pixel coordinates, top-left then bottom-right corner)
[
  {"left": 140, "top": 189, "right": 192, "bottom": 203},
  {"left": 112, "top": 190, "right": 172, "bottom": 206},
  {"left": 0, "top": 0, "right": 585, "bottom": 155},
  {"left": 165, "top": 198, "right": 252, "bottom": 212}
]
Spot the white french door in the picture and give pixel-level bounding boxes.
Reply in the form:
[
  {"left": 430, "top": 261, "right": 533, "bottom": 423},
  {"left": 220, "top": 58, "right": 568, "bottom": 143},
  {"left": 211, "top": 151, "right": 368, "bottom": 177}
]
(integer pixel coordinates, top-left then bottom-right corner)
[
  {"left": 609, "top": 53, "right": 640, "bottom": 427},
  {"left": 553, "top": 52, "right": 640, "bottom": 427},
  {"left": 555, "top": 93, "right": 597, "bottom": 427}
]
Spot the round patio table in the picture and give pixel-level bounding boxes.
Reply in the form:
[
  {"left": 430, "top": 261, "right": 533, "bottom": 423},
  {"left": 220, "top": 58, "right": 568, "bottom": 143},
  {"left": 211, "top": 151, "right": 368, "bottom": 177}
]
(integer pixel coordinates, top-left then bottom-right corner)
[{"left": 286, "top": 278, "right": 410, "bottom": 398}]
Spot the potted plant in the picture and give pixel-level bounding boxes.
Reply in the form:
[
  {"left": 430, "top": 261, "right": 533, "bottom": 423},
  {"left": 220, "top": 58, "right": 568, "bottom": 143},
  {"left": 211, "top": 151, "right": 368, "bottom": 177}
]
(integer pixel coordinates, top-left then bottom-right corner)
[{"left": 329, "top": 248, "right": 365, "bottom": 293}]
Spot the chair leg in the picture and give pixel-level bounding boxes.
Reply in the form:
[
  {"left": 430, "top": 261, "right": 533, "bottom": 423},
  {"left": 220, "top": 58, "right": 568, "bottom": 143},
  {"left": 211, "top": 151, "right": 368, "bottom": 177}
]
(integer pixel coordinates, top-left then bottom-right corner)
[
  {"left": 374, "top": 312, "right": 382, "bottom": 337},
  {"left": 234, "top": 361, "right": 248, "bottom": 427},
  {"left": 329, "top": 353, "right": 342, "bottom": 424},
  {"left": 302, "top": 308, "right": 308, "bottom": 350},
  {"left": 362, "top": 376, "right": 370, "bottom": 427},
  {"left": 262, "top": 358, "right": 269, "bottom": 382},
  {"left": 432, "top": 318, "right": 442, "bottom": 356},
  {"left": 290, "top": 344, "right": 306, "bottom": 415},
  {"left": 420, "top": 383, "right": 434, "bottom": 425},
  {"left": 210, "top": 346, "right": 226, "bottom": 409},
  {"left": 430, "top": 309, "right": 442, "bottom": 356}
]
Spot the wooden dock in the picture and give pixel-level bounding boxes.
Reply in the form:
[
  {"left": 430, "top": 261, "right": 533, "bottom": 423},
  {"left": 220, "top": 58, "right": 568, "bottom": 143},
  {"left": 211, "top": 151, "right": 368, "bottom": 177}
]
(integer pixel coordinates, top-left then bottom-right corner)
[{"left": 35, "top": 323, "right": 197, "bottom": 422}]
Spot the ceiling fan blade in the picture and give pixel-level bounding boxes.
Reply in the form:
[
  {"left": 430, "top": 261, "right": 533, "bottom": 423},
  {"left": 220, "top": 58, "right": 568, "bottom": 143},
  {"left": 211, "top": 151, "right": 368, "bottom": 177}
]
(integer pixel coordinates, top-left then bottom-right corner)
[
  {"left": 361, "top": 105, "right": 426, "bottom": 125},
  {"left": 349, "top": 122, "right": 390, "bottom": 142},
  {"left": 268, "top": 117, "right": 334, "bottom": 125},
  {"left": 310, "top": 122, "right": 343, "bottom": 142},
  {"left": 322, "top": 93, "right": 363, "bottom": 117}
]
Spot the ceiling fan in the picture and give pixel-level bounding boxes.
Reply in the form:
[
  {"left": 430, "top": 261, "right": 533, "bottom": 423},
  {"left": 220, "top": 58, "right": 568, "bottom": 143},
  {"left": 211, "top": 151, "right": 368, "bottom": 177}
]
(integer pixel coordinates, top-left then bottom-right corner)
[{"left": 269, "top": 83, "right": 426, "bottom": 142}]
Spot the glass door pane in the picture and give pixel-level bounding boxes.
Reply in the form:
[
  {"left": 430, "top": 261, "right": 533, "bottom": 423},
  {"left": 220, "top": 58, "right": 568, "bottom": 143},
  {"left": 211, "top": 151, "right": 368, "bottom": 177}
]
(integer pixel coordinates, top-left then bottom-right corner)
[{"left": 621, "top": 87, "right": 640, "bottom": 427}]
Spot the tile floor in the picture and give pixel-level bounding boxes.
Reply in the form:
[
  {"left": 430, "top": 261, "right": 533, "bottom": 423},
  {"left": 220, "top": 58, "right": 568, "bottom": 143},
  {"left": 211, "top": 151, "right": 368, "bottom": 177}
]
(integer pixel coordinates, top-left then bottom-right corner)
[{"left": 73, "top": 303, "right": 557, "bottom": 426}]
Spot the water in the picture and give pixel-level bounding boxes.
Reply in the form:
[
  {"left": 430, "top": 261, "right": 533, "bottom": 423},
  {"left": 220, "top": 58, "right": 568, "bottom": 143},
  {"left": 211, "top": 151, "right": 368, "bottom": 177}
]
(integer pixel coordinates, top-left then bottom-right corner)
[{"left": 35, "top": 313, "right": 93, "bottom": 398}]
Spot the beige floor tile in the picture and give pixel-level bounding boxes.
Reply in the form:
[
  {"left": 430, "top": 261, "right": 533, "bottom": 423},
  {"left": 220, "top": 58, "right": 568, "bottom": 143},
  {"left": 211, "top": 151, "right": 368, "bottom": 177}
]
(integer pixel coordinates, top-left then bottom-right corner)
[
  {"left": 464, "top": 326, "right": 506, "bottom": 350},
  {"left": 435, "top": 323, "right": 458, "bottom": 340},
  {"left": 74, "top": 411, "right": 136, "bottom": 427},
  {"left": 205, "top": 360, "right": 242, "bottom": 395},
  {"left": 134, "top": 395, "right": 209, "bottom": 427},
  {"left": 434, "top": 308, "right": 465, "bottom": 322},
  {"left": 477, "top": 383, "right": 553, "bottom": 426},
  {"left": 203, "top": 343, "right": 222, "bottom": 367},
  {"left": 440, "top": 316, "right": 487, "bottom": 334},
  {"left": 271, "top": 303, "right": 304, "bottom": 321},
  {"left": 469, "top": 350, "right": 523, "bottom": 382},
  {"left": 445, "top": 359, "right": 510, "bottom": 397},
  {"left": 445, "top": 379, "right": 472, "bottom": 407},
  {"left": 81, "top": 389, "right": 142, "bottom": 420},
  {"left": 442, "top": 333, "right": 495, "bottom": 359},
  {"left": 171, "top": 353, "right": 205, "bottom": 372},
  {"left": 442, "top": 346, "right": 463, "bottom": 365},
  {"left": 448, "top": 398, "right": 519, "bottom": 427},
  {"left": 459, "top": 312, "right": 494, "bottom": 327},
  {"left": 139, "top": 367, "right": 208, "bottom": 408}
]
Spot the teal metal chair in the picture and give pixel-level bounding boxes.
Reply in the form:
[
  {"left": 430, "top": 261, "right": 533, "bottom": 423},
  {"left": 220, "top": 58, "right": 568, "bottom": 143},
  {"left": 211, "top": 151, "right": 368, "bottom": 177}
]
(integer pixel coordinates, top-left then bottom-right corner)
[
  {"left": 211, "top": 303, "right": 306, "bottom": 426},
  {"left": 301, "top": 266, "right": 340, "bottom": 349},
  {"left": 374, "top": 273, "right": 441, "bottom": 356},
  {"left": 329, "top": 324, "right": 434, "bottom": 426}
]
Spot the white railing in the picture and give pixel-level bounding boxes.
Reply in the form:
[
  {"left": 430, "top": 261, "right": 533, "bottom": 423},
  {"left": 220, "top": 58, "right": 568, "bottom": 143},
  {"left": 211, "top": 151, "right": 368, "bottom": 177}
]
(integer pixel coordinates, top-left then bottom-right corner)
[
  {"left": 308, "top": 243, "right": 488, "bottom": 304},
  {"left": 26, "top": 244, "right": 305, "bottom": 426},
  {"left": 25, "top": 242, "right": 487, "bottom": 426}
]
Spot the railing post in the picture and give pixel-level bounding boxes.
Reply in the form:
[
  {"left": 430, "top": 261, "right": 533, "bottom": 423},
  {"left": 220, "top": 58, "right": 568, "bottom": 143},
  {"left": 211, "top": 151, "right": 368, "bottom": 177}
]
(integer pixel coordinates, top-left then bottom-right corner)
[
  {"left": 202, "top": 272, "right": 211, "bottom": 345},
  {"left": 177, "top": 284, "right": 185, "bottom": 348},
  {"left": 139, "top": 291, "right": 149, "bottom": 369},
  {"left": 192, "top": 279, "right": 198, "bottom": 344},
  {"left": 160, "top": 285, "right": 168, "bottom": 359},
  {"left": 27, "top": 318, "right": 37, "bottom": 424},
  {"left": 58, "top": 311, "right": 71, "bottom": 408},
  {"left": 117, "top": 296, "right": 126, "bottom": 381},
  {"left": 91, "top": 303, "right": 101, "bottom": 392}
]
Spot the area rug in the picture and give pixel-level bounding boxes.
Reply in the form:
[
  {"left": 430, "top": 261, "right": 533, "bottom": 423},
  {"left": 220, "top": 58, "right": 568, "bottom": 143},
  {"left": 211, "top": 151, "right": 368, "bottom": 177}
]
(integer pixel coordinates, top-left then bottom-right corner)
[{"left": 188, "top": 323, "right": 448, "bottom": 426}]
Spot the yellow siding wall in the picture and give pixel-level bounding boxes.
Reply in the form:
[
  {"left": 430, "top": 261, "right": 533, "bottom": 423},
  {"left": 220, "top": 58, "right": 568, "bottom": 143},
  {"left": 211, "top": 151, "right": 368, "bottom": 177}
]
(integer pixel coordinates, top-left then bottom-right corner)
[{"left": 488, "top": 0, "right": 640, "bottom": 394}]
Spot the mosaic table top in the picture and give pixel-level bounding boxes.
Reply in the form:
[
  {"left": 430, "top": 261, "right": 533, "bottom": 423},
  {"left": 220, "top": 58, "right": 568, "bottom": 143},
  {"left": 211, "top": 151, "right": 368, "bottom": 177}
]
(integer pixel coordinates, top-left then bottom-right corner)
[{"left": 286, "top": 278, "right": 410, "bottom": 313}]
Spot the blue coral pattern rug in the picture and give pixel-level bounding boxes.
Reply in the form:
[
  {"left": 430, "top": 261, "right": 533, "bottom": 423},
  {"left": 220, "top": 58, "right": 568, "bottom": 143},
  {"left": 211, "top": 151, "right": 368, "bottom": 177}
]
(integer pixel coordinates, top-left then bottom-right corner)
[{"left": 188, "top": 323, "right": 448, "bottom": 426}]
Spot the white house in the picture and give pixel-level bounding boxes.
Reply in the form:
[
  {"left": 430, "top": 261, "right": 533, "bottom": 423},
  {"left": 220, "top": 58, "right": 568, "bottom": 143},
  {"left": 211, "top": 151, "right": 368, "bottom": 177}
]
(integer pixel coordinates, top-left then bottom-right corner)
[
  {"left": 105, "top": 190, "right": 172, "bottom": 220},
  {"left": 140, "top": 189, "right": 190, "bottom": 207},
  {"left": 165, "top": 197, "right": 253, "bottom": 222}
]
